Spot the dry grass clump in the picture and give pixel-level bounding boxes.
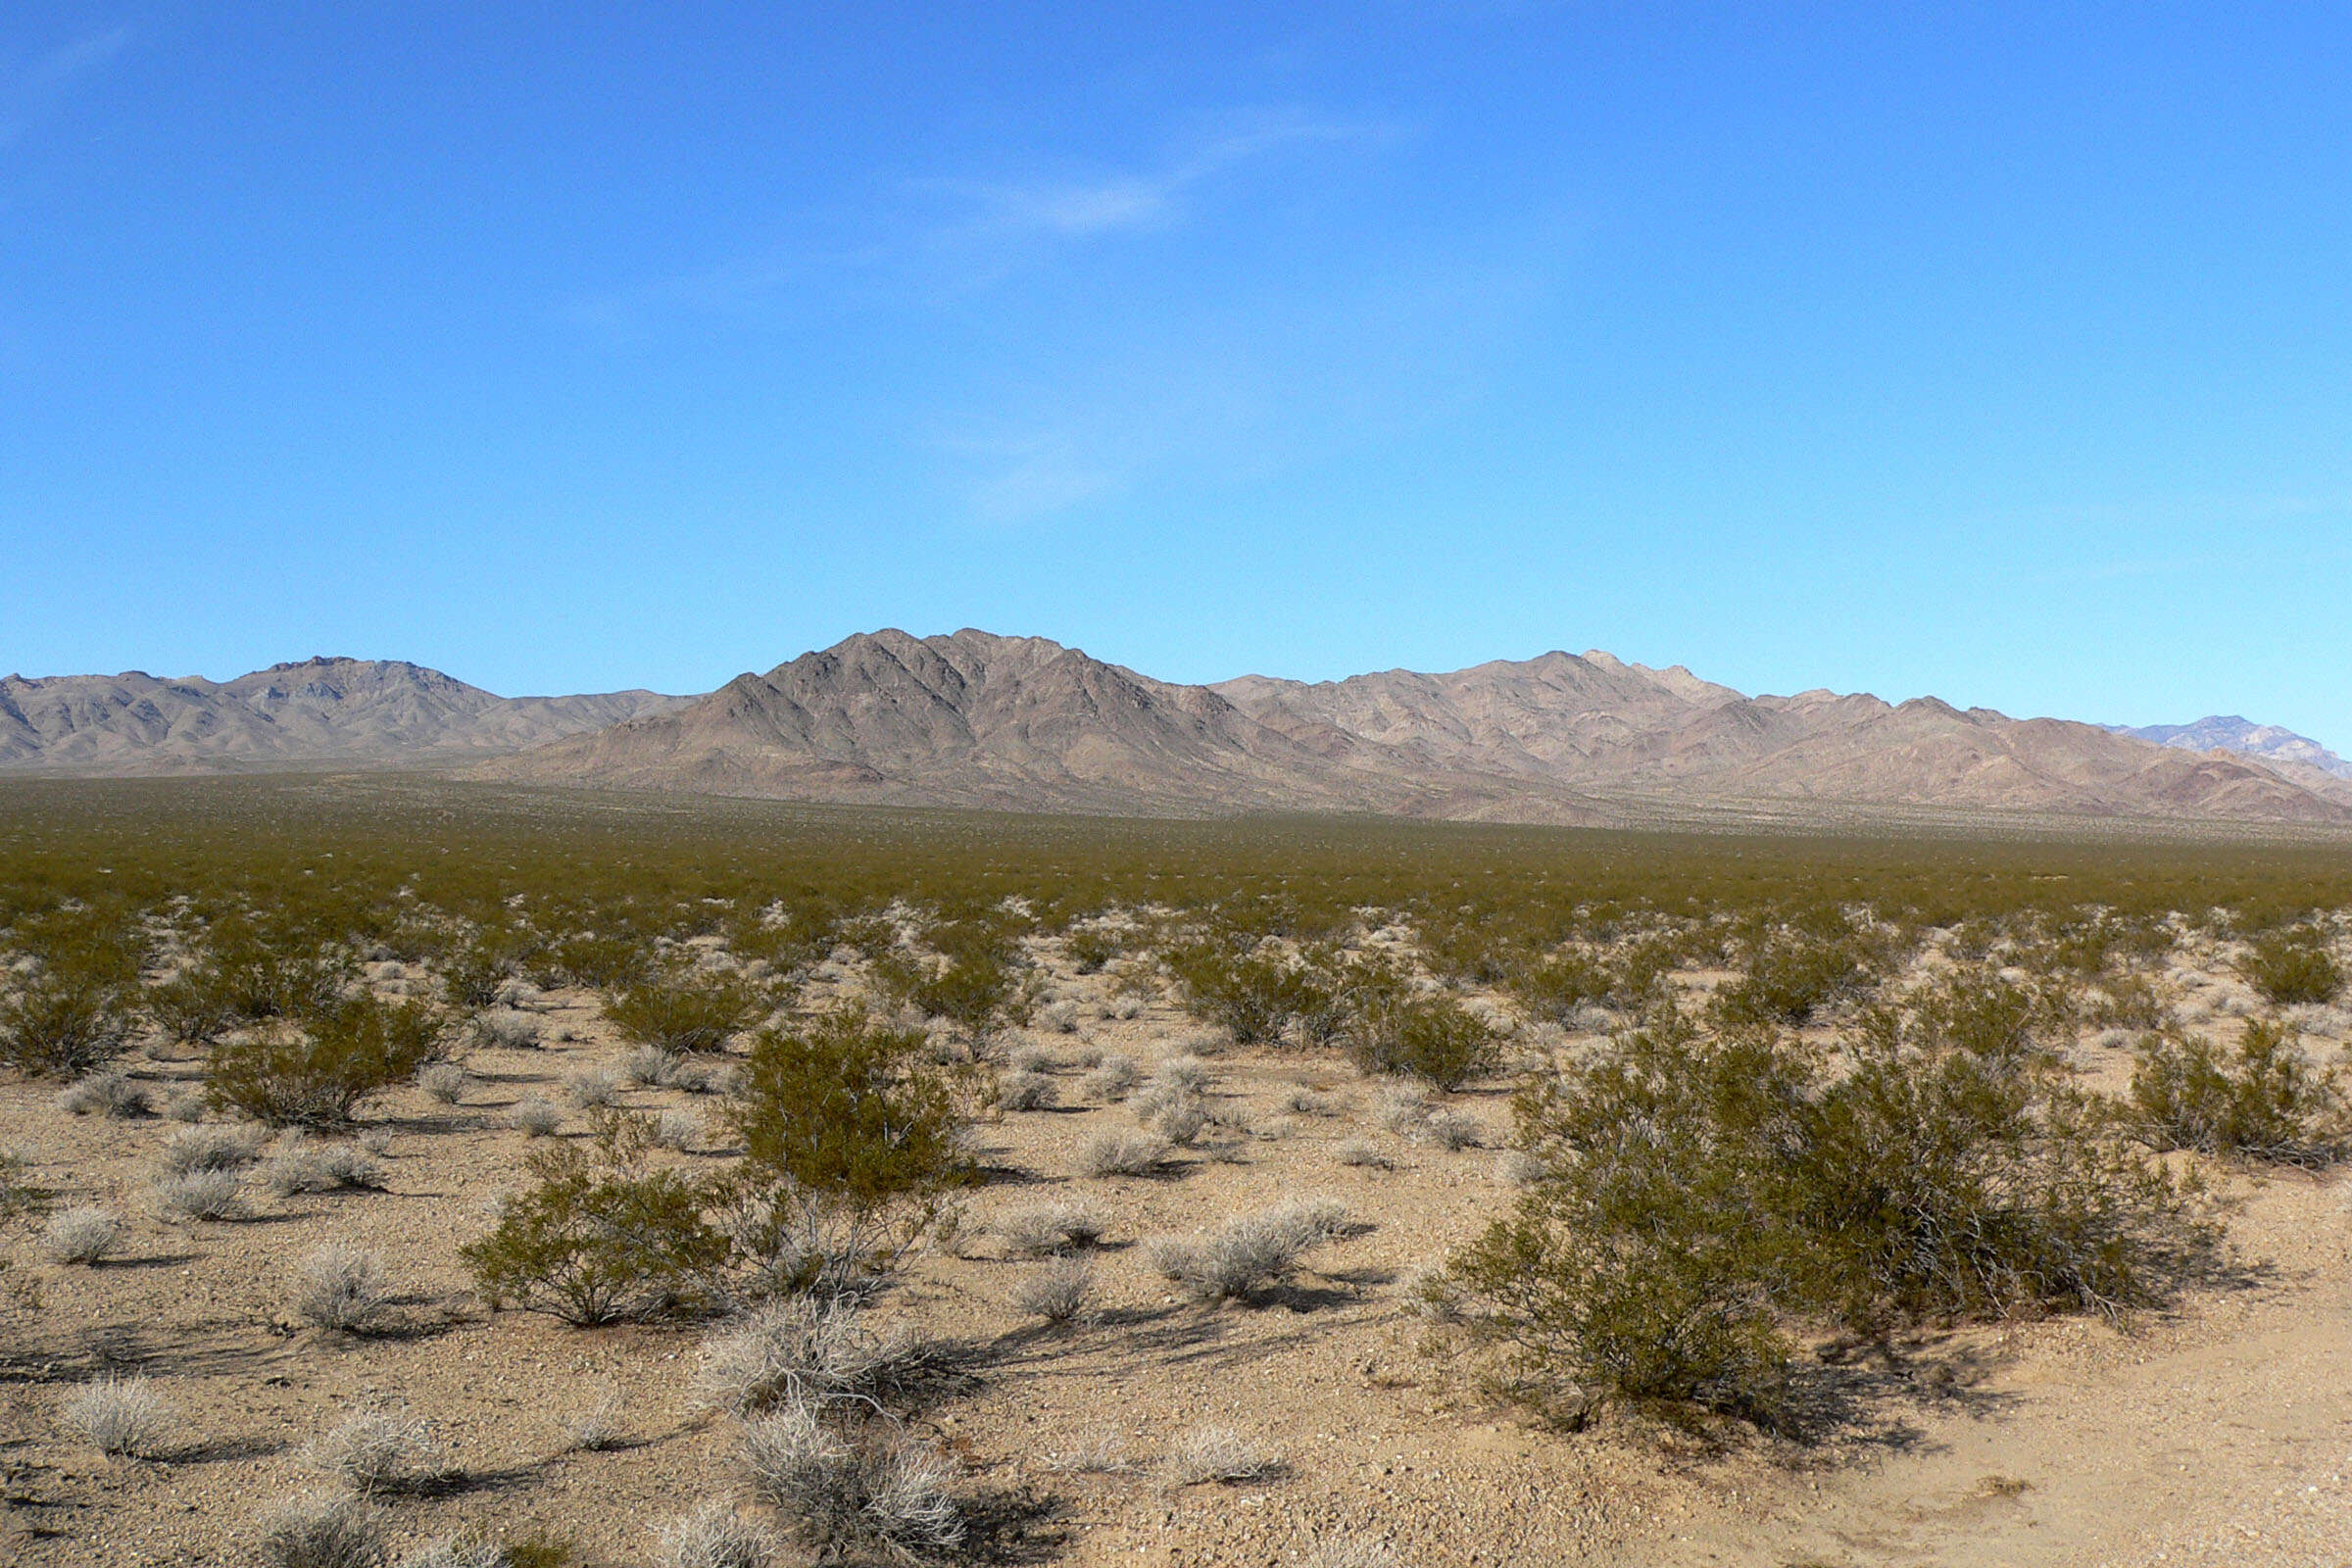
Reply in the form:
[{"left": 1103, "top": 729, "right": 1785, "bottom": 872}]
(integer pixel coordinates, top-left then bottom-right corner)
[
  {"left": 294, "top": 1246, "right": 394, "bottom": 1333},
  {"left": 654, "top": 1106, "right": 703, "bottom": 1151},
  {"left": 622, "top": 1045, "right": 682, "bottom": 1087},
  {"left": 1337, "top": 1138, "right": 1394, "bottom": 1170},
  {"left": 1009, "top": 1256, "right": 1097, "bottom": 1323},
  {"left": 159, "top": 1123, "right": 264, "bottom": 1175},
  {"left": 416, "top": 1062, "right": 468, "bottom": 1103},
  {"left": 154, "top": 1167, "right": 248, "bottom": 1222},
  {"left": 1492, "top": 1149, "right": 1548, "bottom": 1187},
  {"left": 253, "top": 1489, "right": 388, "bottom": 1568},
  {"left": 1284, "top": 1087, "right": 1349, "bottom": 1117},
  {"left": 1145, "top": 1200, "right": 1347, "bottom": 1302},
  {"left": 1374, "top": 1082, "right": 1434, "bottom": 1136},
  {"left": 1080, "top": 1129, "right": 1169, "bottom": 1177},
  {"left": 1155, "top": 1054, "right": 1214, "bottom": 1093},
  {"left": 992, "top": 1200, "right": 1107, "bottom": 1256},
  {"left": 655, "top": 1499, "right": 777, "bottom": 1568},
  {"left": 996, "top": 1069, "right": 1058, "bottom": 1111},
  {"left": 564, "top": 1383, "right": 628, "bottom": 1452},
  {"left": 1420, "top": 1108, "right": 1485, "bottom": 1152},
  {"left": 43, "top": 1204, "right": 125, "bottom": 1264},
  {"left": 1008, "top": 1044, "right": 1061, "bottom": 1073},
  {"left": 693, "top": 1297, "right": 935, "bottom": 1416},
  {"left": 737, "top": 1398, "right": 963, "bottom": 1559},
  {"left": 1036, "top": 1001, "right": 1082, "bottom": 1035},
  {"left": 564, "top": 1068, "right": 621, "bottom": 1108},
  {"left": 1159, "top": 1424, "right": 1283, "bottom": 1487},
  {"left": 262, "top": 1136, "right": 389, "bottom": 1196},
  {"left": 164, "top": 1089, "right": 210, "bottom": 1122},
  {"left": 63, "top": 1375, "right": 177, "bottom": 1457},
  {"left": 1039, "top": 1433, "right": 1131, "bottom": 1474},
  {"left": 400, "top": 1536, "right": 505, "bottom": 1568},
  {"left": 305, "top": 1406, "right": 446, "bottom": 1494},
  {"left": 511, "top": 1096, "right": 563, "bottom": 1136},
  {"left": 57, "top": 1070, "right": 151, "bottom": 1118},
  {"left": 1081, "top": 1054, "right": 1139, "bottom": 1101},
  {"left": 471, "top": 1009, "right": 542, "bottom": 1051}
]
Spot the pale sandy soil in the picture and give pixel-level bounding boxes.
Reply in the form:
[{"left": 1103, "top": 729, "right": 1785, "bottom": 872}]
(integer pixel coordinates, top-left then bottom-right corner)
[{"left": 3, "top": 954, "right": 2348, "bottom": 1568}]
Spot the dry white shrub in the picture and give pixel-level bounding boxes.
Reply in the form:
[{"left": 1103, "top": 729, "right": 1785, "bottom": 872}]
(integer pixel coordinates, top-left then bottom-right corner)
[
  {"left": 1492, "top": 1150, "right": 1548, "bottom": 1187},
  {"left": 255, "top": 1490, "right": 386, "bottom": 1568},
  {"left": 355, "top": 1127, "right": 393, "bottom": 1156},
  {"left": 655, "top": 1499, "right": 777, "bottom": 1568},
  {"left": 738, "top": 1398, "right": 963, "bottom": 1559},
  {"left": 295, "top": 1246, "right": 393, "bottom": 1333},
  {"left": 417, "top": 1062, "right": 468, "bottom": 1103},
  {"left": 997, "top": 1070, "right": 1058, "bottom": 1111},
  {"left": 1284, "top": 1088, "right": 1349, "bottom": 1118},
  {"left": 1008, "top": 1045, "right": 1059, "bottom": 1074},
  {"left": 1156, "top": 1055, "right": 1213, "bottom": 1093},
  {"left": 1337, "top": 1139, "right": 1394, "bottom": 1170},
  {"left": 1081, "top": 1055, "right": 1139, "bottom": 1102},
  {"left": 164, "top": 1089, "right": 209, "bottom": 1123},
  {"left": 1159, "top": 1424, "right": 1281, "bottom": 1487},
  {"left": 57, "top": 1071, "right": 150, "bottom": 1118},
  {"left": 475, "top": 1009, "right": 541, "bottom": 1050},
  {"left": 1039, "top": 1433, "right": 1131, "bottom": 1473},
  {"left": 1068, "top": 1045, "right": 1105, "bottom": 1070},
  {"left": 154, "top": 1168, "right": 247, "bottom": 1222},
  {"left": 43, "top": 1205, "right": 124, "bottom": 1265},
  {"left": 1375, "top": 1083, "right": 1434, "bottom": 1136},
  {"left": 694, "top": 1297, "right": 932, "bottom": 1416},
  {"left": 1420, "top": 1109, "right": 1484, "bottom": 1152},
  {"left": 654, "top": 1106, "right": 703, "bottom": 1152},
  {"left": 1397, "top": 1259, "right": 1465, "bottom": 1323},
  {"left": 564, "top": 1069, "right": 621, "bottom": 1108},
  {"left": 1145, "top": 1200, "right": 1342, "bottom": 1302},
  {"left": 1080, "top": 1130, "right": 1168, "bottom": 1177},
  {"left": 263, "top": 1138, "right": 389, "bottom": 1197},
  {"left": 159, "top": 1124, "right": 263, "bottom": 1175},
  {"left": 1010, "top": 1256, "right": 1097, "bottom": 1323},
  {"left": 64, "top": 1375, "right": 176, "bottom": 1457},
  {"left": 564, "top": 1383, "right": 627, "bottom": 1451},
  {"left": 1038, "top": 1002, "right": 1081, "bottom": 1035},
  {"left": 623, "top": 1045, "right": 681, "bottom": 1087},
  {"left": 511, "top": 1096, "right": 563, "bottom": 1136},
  {"left": 992, "top": 1201, "right": 1106, "bottom": 1257},
  {"left": 306, "top": 1406, "right": 446, "bottom": 1494},
  {"left": 399, "top": 1536, "right": 504, "bottom": 1568},
  {"left": 1110, "top": 997, "right": 1146, "bottom": 1020}
]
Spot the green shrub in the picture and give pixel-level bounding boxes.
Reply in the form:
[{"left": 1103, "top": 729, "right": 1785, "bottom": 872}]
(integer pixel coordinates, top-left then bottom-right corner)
[
  {"left": 541, "top": 931, "right": 654, "bottom": 991},
  {"left": 2131, "top": 1019, "right": 2350, "bottom": 1167},
  {"left": 146, "top": 965, "right": 240, "bottom": 1045},
  {"left": 1064, "top": 926, "right": 1122, "bottom": 974},
  {"left": 1162, "top": 941, "right": 1310, "bottom": 1045},
  {"left": 0, "top": 971, "right": 137, "bottom": 1078},
  {"left": 1709, "top": 933, "right": 1870, "bottom": 1028},
  {"left": 1507, "top": 952, "right": 1612, "bottom": 1025},
  {"left": 2241, "top": 930, "right": 2344, "bottom": 1006},
  {"left": 461, "top": 1143, "right": 730, "bottom": 1324},
  {"left": 729, "top": 1007, "right": 971, "bottom": 1209},
  {"left": 1347, "top": 994, "right": 1500, "bottom": 1091},
  {"left": 1449, "top": 1003, "right": 2216, "bottom": 1433},
  {"left": 870, "top": 925, "right": 1028, "bottom": 1051},
  {"left": 207, "top": 995, "right": 447, "bottom": 1127},
  {"left": 602, "top": 969, "right": 769, "bottom": 1055}
]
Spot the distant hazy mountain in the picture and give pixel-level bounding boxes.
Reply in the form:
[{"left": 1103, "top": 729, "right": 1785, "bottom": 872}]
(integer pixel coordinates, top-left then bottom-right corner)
[
  {"left": 471, "top": 628, "right": 2352, "bottom": 826},
  {"left": 0, "top": 658, "right": 694, "bottom": 773},
  {"left": 2108, "top": 716, "right": 2352, "bottom": 780}
]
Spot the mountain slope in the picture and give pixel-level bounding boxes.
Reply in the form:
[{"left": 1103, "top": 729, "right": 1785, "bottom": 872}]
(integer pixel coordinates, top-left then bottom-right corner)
[
  {"left": 0, "top": 658, "right": 692, "bottom": 773},
  {"left": 467, "top": 629, "right": 1603, "bottom": 818},
  {"left": 473, "top": 631, "right": 2352, "bottom": 825},
  {"left": 2109, "top": 715, "right": 2352, "bottom": 780}
]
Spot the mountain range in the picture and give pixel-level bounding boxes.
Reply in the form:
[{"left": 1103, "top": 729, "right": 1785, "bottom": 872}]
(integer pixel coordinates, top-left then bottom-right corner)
[
  {"left": 6, "top": 634, "right": 2347, "bottom": 827},
  {"left": 2107, "top": 716, "right": 2352, "bottom": 781},
  {"left": 0, "top": 659, "right": 690, "bottom": 773}
]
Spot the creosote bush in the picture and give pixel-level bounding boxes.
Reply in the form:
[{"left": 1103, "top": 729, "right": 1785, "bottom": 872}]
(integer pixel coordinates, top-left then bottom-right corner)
[
  {"left": 2131, "top": 1018, "right": 2350, "bottom": 1166},
  {"left": 0, "top": 971, "right": 136, "bottom": 1078},
  {"left": 1347, "top": 994, "right": 1499, "bottom": 1091},
  {"left": 2241, "top": 928, "right": 2345, "bottom": 1006},
  {"left": 1448, "top": 1005, "right": 2218, "bottom": 1433},
  {"left": 208, "top": 995, "right": 447, "bottom": 1128},
  {"left": 461, "top": 1142, "right": 730, "bottom": 1325},
  {"left": 603, "top": 968, "right": 769, "bottom": 1055}
]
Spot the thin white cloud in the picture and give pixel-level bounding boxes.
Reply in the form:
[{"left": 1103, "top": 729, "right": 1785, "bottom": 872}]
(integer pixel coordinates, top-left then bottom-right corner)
[{"left": 1, "top": 24, "right": 133, "bottom": 147}]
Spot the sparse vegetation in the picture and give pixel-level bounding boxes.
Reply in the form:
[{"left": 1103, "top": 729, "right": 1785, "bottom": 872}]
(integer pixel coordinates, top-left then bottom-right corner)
[
  {"left": 64, "top": 1374, "right": 177, "bottom": 1457},
  {"left": 44, "top": 1203, "right": 125, "bottom": 1264},
  {"left": 295, "top": 1245, "right": 395, "bottom": 1332},
  {"left": 255, "top": 1489, "right": 389, "bottom": 1568}
]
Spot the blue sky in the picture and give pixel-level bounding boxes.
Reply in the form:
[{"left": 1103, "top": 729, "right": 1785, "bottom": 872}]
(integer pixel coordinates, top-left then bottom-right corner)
[{"left": 4, "top": 4, "right": 2349, "bottom": 744}]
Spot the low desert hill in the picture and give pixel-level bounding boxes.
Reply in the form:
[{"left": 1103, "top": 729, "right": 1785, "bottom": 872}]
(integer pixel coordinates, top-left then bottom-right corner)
[
  {"left": 0, "top": 658, "right": 691, "bottom": 773},
  {"left": 470, "top": 629, "right": 2352, "bottom": 826}
]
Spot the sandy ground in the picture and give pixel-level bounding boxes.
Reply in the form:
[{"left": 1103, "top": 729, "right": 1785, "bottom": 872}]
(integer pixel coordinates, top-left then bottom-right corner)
[{"left": 3, "top": 955, "right": 2348, "bottom": 1568}]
